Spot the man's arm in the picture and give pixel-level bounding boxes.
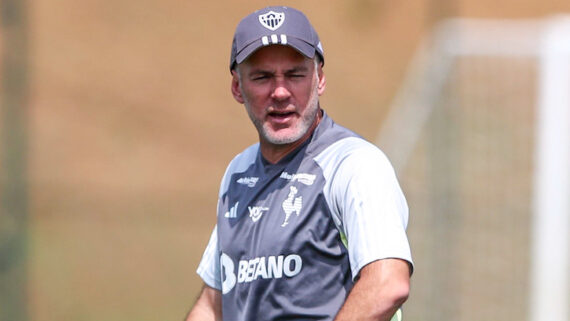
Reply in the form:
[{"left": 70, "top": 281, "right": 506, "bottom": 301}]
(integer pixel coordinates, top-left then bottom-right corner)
[
  {"left": 334, "top": 258, "right": 410, "bottom": 321},
  {"left": 185, "top": 284, "right": 222, "bottom": 321}
]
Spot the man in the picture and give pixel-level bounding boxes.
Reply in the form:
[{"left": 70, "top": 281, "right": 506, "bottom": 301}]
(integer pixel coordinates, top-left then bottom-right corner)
[{"left": 186, "top": 6, "right": 413, "bottom": 321}]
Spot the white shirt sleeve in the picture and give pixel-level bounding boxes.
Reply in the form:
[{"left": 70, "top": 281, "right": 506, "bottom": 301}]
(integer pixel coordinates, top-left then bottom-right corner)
[
  {"left": 196, "top": 225, "right": 222, "bottom": 290},
  {"left": 317, "top": 137, "right": 413, "bottom": 279}
]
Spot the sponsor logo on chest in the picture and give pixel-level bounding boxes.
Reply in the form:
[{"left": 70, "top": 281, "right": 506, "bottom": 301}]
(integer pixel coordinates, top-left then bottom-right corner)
[
  {"left": 248, "top": 206, "right": 268, "bottom": 222},
  {"left": 220, "top": 253, "right": 303, "bottom": 294}
]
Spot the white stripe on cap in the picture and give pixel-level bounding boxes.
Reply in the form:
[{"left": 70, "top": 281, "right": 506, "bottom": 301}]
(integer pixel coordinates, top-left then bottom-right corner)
[{"left": 261, "top": 34, "right": 288, "bottom": 47}]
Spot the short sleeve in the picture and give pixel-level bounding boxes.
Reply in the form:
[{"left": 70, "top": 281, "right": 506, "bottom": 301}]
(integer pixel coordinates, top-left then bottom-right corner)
[
  {"left": 318, "top": 138, "right": 413, "bottom": 279},
  {"left": 196, "top": 225, "right": 222, "bottom": 290}
]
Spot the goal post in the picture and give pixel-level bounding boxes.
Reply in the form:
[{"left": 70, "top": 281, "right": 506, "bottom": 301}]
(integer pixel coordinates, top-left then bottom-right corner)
[
  {"left": 376, "top": 16, "right": 570, "bottom": 321},
  {"left": 531, "top": 16, "right": 570, "bottom": 321}
]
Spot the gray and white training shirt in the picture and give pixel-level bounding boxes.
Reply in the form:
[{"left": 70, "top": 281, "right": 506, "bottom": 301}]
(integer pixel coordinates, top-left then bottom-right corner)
[{"left": 197, "top": 111, "right": 413, "bottom": 321}]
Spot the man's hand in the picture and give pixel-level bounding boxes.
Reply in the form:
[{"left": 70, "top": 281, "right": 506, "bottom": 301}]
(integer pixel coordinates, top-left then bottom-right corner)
[
  {"left": 334, "top": 258, "right": 411, "bottom": 321},
  {"left": 185, "top": 284, "right": 222, "bottom": 321}
]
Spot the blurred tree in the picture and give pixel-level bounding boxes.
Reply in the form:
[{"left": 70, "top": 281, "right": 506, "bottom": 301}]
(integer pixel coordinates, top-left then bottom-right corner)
[{"left": 0, "top": 0, "right": 29, "bottom": 320}]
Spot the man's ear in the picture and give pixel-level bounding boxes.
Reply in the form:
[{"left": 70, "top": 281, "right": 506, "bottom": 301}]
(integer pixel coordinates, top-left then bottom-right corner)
[
  {"left": 231, "top": 70, "right": 245, "bottom": 104},
  {"left": 317, "top": 64, "right": 326, "bottom": 96}
]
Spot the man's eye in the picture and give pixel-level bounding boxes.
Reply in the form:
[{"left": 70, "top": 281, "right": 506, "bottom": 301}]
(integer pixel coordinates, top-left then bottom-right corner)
[
  {"left": 289, "top": 74, "right": 305, "bottom": 78},
  {"left": 253, "top": 75, "right": 270, "bottom": 81}
]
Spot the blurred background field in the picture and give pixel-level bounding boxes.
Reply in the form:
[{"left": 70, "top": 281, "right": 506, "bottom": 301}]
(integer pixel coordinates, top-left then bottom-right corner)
[{"left": 1, "top": 1, "right": 569, "bottom": 321}]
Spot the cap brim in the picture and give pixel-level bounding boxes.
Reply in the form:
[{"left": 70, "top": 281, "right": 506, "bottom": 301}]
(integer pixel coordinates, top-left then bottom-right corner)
[{"left": 235, "top": 37, "right": 317, "bottom": 66}]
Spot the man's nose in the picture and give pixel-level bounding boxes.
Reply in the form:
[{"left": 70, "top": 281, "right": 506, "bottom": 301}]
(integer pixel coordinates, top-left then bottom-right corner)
[{"left": 271, "top": 79, "right": 291, "bottom": 101}]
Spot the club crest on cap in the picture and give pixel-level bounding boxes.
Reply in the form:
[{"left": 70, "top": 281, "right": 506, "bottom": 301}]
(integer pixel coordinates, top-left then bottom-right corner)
[{"left": 258, "top": 11, "right": 285, "bottom": 31}]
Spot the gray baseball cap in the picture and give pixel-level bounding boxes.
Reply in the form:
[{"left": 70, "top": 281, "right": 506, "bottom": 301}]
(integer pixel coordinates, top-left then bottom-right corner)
[{"left": 230, "top": 6, "right": 324, "bottom": 70}]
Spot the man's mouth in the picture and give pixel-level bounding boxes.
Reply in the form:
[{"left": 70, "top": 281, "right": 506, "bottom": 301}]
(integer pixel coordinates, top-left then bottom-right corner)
[{"left": 268, "top": 111, "right": 296, "bottom": 123}]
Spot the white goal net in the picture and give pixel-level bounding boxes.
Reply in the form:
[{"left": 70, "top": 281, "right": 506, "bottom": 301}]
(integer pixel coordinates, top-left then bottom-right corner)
[{"left": 377, "top": 16, "right": 570, "bottom": 321}]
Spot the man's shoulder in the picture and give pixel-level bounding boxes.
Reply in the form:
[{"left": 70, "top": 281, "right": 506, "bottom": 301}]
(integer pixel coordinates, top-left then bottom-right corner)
[
  {"left": 315, "top": 135, "right": 385, "bottom": 162},
  {"left": 313, "top": 135, "right": 397, "bottom": 185},
  {"left": 228, "top": 143, "right": 259, "bottom": 168},
  {"left": 218, "top": 143, "right": 260, "bottom": 196}
]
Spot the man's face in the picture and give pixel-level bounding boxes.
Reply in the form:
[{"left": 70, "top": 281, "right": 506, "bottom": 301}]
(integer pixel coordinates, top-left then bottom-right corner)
[{"left": 231, "top": 45, "right": 326, "bottom": 146}]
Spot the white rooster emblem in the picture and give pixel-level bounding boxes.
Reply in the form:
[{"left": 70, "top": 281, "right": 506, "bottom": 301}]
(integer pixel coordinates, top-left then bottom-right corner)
[{"left": 281, "top": 186, "right": 302, "bottom": 227}]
